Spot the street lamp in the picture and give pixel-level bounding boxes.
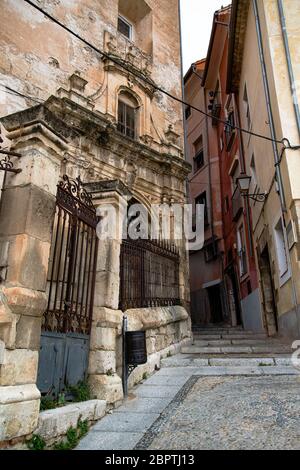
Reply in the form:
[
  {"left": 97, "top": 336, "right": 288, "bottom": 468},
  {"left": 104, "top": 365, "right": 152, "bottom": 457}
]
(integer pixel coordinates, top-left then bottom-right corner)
[{"left": 236, "top": 175, "right": 268, "bottom": 202}]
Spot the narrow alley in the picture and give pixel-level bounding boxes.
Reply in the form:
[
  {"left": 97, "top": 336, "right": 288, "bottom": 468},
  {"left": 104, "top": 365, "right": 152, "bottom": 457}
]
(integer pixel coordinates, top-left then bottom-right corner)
[{"left": 77, "top": 328, "right": 299, "bottom": 450}]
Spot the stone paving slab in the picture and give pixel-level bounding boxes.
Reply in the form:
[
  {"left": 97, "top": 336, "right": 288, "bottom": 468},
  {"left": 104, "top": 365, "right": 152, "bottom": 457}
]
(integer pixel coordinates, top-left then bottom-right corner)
[
  {"left": 260, "top": 366, "right": 299, "bottom": 375},
  {"left": 134, "top": 385, "right": 182, "bottom": 398},
  {"left": 155, "top": 367, "right": 200, "bottom": 376},
  {"left": 194, "top": 366, "right": 263, "bottom": 375},
  {"left": 251, "top": 346, "right": 292, "bottom": 353},
  {"left": 182, "top": 346, "right": 222, "bottom": 354},
  {"left": 192, "top": 334, "right": 222, "bottom": 340},
  {"left": 142, "top": 374, "right": 189, "bottom": 386},
  {"left": 208, "top": 357, "right": 275, "bottom": 366},
  {"left": 192, "top": 340, "right": 232, "bottom": 346},
  {"left": 76, "top": 431, "right": 144, "bottom": 450},
  {"left": 275, "top": 357, "right": 293, "bottom": 366},
  {"left": 160, "top": 358, "right": 199, "bottom": 368},
  {"left": 91, "top": 411, "right": 160, "bottom": 433},
  {"left": 221, "top": 334, "right": 267, "bottom": 340},
  {"left": 221, "top": 346, "right": 253, "bottom": 353},
  {"left": 114, "top": 397, "right": 172, "bottom": 414},
  {"left": 230, "top": 339, "right": 281, "bottom": 345},
  {"left": 161, "top": 356, "right": 209, "bottom": 368},
  {"left": 183, "top": 346, "right": 291, "bottom": 355},
  {"left": 182, "top": 346, "right": 254, "bottom": 354}
]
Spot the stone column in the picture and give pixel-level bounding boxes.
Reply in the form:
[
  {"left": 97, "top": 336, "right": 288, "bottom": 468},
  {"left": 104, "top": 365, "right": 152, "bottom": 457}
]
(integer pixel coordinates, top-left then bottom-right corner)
[
  {"left": 0, "top": 121, "right": 66, "bottom": 443},
  {"left": 85, "top": 181, "right": 129, "bottom": 405}
]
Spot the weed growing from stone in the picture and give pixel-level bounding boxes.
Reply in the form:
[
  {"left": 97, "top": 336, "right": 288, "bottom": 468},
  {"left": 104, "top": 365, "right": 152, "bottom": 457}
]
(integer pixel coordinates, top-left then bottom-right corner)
[
  {"left": 40, "top": 381, "right": 91, "bottom": 411},
  {"left": 68, "top": 381, "right": 91, "bottom": 402},
  {"left": 54, "top": 419, "right": 89, "bottom": 450},
  {"left": 27, "top": 434, "right": 46, "bottom": 451}
]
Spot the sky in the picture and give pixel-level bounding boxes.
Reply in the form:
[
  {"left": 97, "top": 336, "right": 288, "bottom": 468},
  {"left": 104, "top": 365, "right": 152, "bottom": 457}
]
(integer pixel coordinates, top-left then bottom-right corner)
[{"left": 180, "top": 0, "right": 229, "bottom": 74}]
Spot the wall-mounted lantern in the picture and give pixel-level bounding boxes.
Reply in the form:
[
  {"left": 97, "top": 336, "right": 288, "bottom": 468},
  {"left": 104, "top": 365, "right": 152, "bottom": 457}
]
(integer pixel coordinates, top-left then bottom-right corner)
[{"left": 236, "top": 175, "right": 268, "bottom": 202}]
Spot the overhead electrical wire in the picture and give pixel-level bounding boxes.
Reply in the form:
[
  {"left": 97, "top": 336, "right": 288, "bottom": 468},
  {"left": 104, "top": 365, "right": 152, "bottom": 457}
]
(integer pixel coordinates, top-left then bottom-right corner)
[
  {"left": 0, "top": 84, "right": 43, "bottom": 105},
  {"left": 21, "top": 0, "right": 299, "bottom": 150}
]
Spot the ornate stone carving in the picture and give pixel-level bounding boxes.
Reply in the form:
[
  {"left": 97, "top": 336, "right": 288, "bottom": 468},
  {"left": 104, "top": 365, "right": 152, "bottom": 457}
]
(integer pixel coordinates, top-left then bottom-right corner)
[
  {"left": 0, "top": 123, "right": 11, "bottom": 151},
  {"left": 104, "top": 30, "right": 153, "bottom": 78},
  {"left": 164, "top": 124, "right": 180, "bottom": 146},
  {"left": 125, "top": 161, "right": 138, "bottom": 188},
  {"left": 69, "top": 71, "right": 88, "bottom": 93}
]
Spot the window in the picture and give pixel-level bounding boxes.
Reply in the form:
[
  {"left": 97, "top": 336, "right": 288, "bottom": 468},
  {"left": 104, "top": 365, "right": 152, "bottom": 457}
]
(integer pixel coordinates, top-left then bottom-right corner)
[
  {"left": 204, "top": 241, "right": 218, "bottom": 262},
  {"left": 185, "top": 105, "right": 191, "bottom": 120},
  {"left": 193, "top": 136, "right": 204, "bottom": 171},
  {"left": 118, "top": 0, "right": 152, "bottom": 54},
  {"left": 237, "top": 225, "right": 247, "bottom": 277},
  {"left": 209, "top": 80, "right": 222, "bottom": 126},
  {"left": 118, "top": 15, "right": 132, "bottom": 40},
  {"left": 243, "top": 84, "right": 251, "bottom": 129},
  {"left": 230, "top": 161, "right": 240, "bottom": 193},
  {"left": 117, "top": 92, "right": 138, "bottom": 139},
  {"left": 195, "top": 192, "right": 209, "bottom": 226},
  {"left": 250, "top": 153, "right": 258, "bottom": 189},
  {"left": 274, "top": 217, "right": 289, "bottom": 280},
  {"left": 224, "top": 110, "right": 235, "bottom": 150}
]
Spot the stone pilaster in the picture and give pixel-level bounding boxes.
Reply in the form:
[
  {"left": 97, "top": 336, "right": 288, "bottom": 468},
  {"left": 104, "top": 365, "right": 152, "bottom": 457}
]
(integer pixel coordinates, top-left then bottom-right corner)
[
  {"left": 0, "top": 121, "right": 66, "bottom": 443},
  {"left": 85, "top": 181, "right": 129, "bottom": 405}
]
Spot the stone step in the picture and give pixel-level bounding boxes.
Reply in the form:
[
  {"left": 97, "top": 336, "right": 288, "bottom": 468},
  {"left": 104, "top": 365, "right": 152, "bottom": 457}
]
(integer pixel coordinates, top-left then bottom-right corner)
[
  {"left": 193, "top": 328, "right": 265, "bottom": 333},
  {"left": 192, "top": 338, "right": 286, "bottom": 347},
  {"left": 193, "top": 333, "right": 268, "bottom": 340},
  {"left": 193, "top": 329, "right": 252, "bottom": 335},
  {"left": 161, "top": 355, "right": 293, "bottom": 368},
  {"left": 181, "top": 345, "right": 292, "bottom": 355}
]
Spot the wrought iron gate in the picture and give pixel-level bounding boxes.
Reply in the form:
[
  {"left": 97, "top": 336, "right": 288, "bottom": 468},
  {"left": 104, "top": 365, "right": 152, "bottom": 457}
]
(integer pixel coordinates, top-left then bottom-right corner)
[
  {"left": 37, "top": 175, "right": 98, "bottom": 398},
  {"left": 119, "top": 238, "right": 180, "bottom": 311}
]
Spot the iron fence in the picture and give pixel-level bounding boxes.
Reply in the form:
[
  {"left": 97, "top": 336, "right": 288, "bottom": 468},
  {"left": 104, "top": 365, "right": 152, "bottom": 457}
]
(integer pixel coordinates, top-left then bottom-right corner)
[{"left": 119, "top": 238, "right": 180, "bottom": 310}]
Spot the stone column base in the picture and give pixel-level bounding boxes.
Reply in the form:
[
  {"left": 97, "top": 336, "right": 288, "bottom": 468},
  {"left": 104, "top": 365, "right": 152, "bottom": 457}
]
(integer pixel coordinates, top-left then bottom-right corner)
[
  {"left": 89, "top": 374, "right": 123, "bottom": 405},
  {"left": 0, "top": 384, "right": 40, "bottom": 443}
]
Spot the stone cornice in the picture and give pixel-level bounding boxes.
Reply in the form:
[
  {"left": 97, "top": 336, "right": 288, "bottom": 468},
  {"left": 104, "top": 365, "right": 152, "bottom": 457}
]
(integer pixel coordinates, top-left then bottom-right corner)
[
  {"left": 226, "top": 0, "right": 250, "bottom": 94},
  {"left": 85, "top": 179, "right": 132, "bottom": 198},
  {"left": 0, "top": 96, "right": 191, "bottom": 181}
]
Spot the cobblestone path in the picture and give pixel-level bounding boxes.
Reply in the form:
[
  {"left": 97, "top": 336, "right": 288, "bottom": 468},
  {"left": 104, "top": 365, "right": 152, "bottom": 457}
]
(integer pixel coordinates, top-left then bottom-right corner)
[{"left": 77, "top": 328, "right": 300, "bottom": 450}]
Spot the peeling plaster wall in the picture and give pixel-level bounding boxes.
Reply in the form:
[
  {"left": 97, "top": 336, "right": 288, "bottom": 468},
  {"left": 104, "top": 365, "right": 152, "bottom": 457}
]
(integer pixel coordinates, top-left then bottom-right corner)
[{"left": 0, "top": 0, "right": 183, "bottom": 143}]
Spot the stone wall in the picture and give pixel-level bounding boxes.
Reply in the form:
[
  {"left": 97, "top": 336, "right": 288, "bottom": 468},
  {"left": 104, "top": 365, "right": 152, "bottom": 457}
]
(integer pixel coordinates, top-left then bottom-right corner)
[
  {"left": 0, "top": 0, "right": 183, "bottom": 145},
  {"left": 88, "top": 305, "right": 191, "bottom": 402}
]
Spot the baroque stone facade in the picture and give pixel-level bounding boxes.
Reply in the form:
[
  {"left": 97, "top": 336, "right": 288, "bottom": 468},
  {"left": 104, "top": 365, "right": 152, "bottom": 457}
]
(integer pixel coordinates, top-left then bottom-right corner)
[{"left": 0, "top": 0, "right": 191, "bottom": 444}]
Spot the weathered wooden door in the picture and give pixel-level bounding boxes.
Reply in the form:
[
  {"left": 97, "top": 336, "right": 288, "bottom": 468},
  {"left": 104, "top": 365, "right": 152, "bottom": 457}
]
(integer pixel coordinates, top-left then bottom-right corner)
[{"left": 37, "top": 175, "right": 98, "bottom": 398}]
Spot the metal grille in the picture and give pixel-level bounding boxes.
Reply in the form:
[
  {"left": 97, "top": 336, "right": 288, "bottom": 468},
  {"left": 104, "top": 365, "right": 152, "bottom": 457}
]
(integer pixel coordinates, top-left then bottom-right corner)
[
  {"left": 42, "top": 175, "right": 98, "bottom": 335},
  {"left": 119, "top": 238, "right": 180, "bottom": 310}
]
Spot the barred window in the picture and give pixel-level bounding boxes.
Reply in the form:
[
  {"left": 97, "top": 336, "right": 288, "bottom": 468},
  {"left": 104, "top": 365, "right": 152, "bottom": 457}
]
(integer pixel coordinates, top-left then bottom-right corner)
[{"left": 117, "top": 91, "right": 138, "bottom": 139}]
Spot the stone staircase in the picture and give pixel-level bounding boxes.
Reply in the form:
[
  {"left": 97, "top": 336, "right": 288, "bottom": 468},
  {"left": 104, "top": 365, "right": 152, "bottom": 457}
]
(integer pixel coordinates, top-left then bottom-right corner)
[{"left": 160, "top": 326, "right": 297, "bottom": 375}]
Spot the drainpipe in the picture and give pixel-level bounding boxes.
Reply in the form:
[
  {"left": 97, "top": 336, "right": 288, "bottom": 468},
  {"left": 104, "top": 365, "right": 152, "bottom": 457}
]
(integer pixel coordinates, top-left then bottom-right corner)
[
  {"left": 277, "top": 0, "right": 300, "bottom": 139},
  {"left": 252, "top": 0, "right": 286, "bottom": 212},
  {"left": 235, "top": 96, "right": 254, "bottom": 257}
]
